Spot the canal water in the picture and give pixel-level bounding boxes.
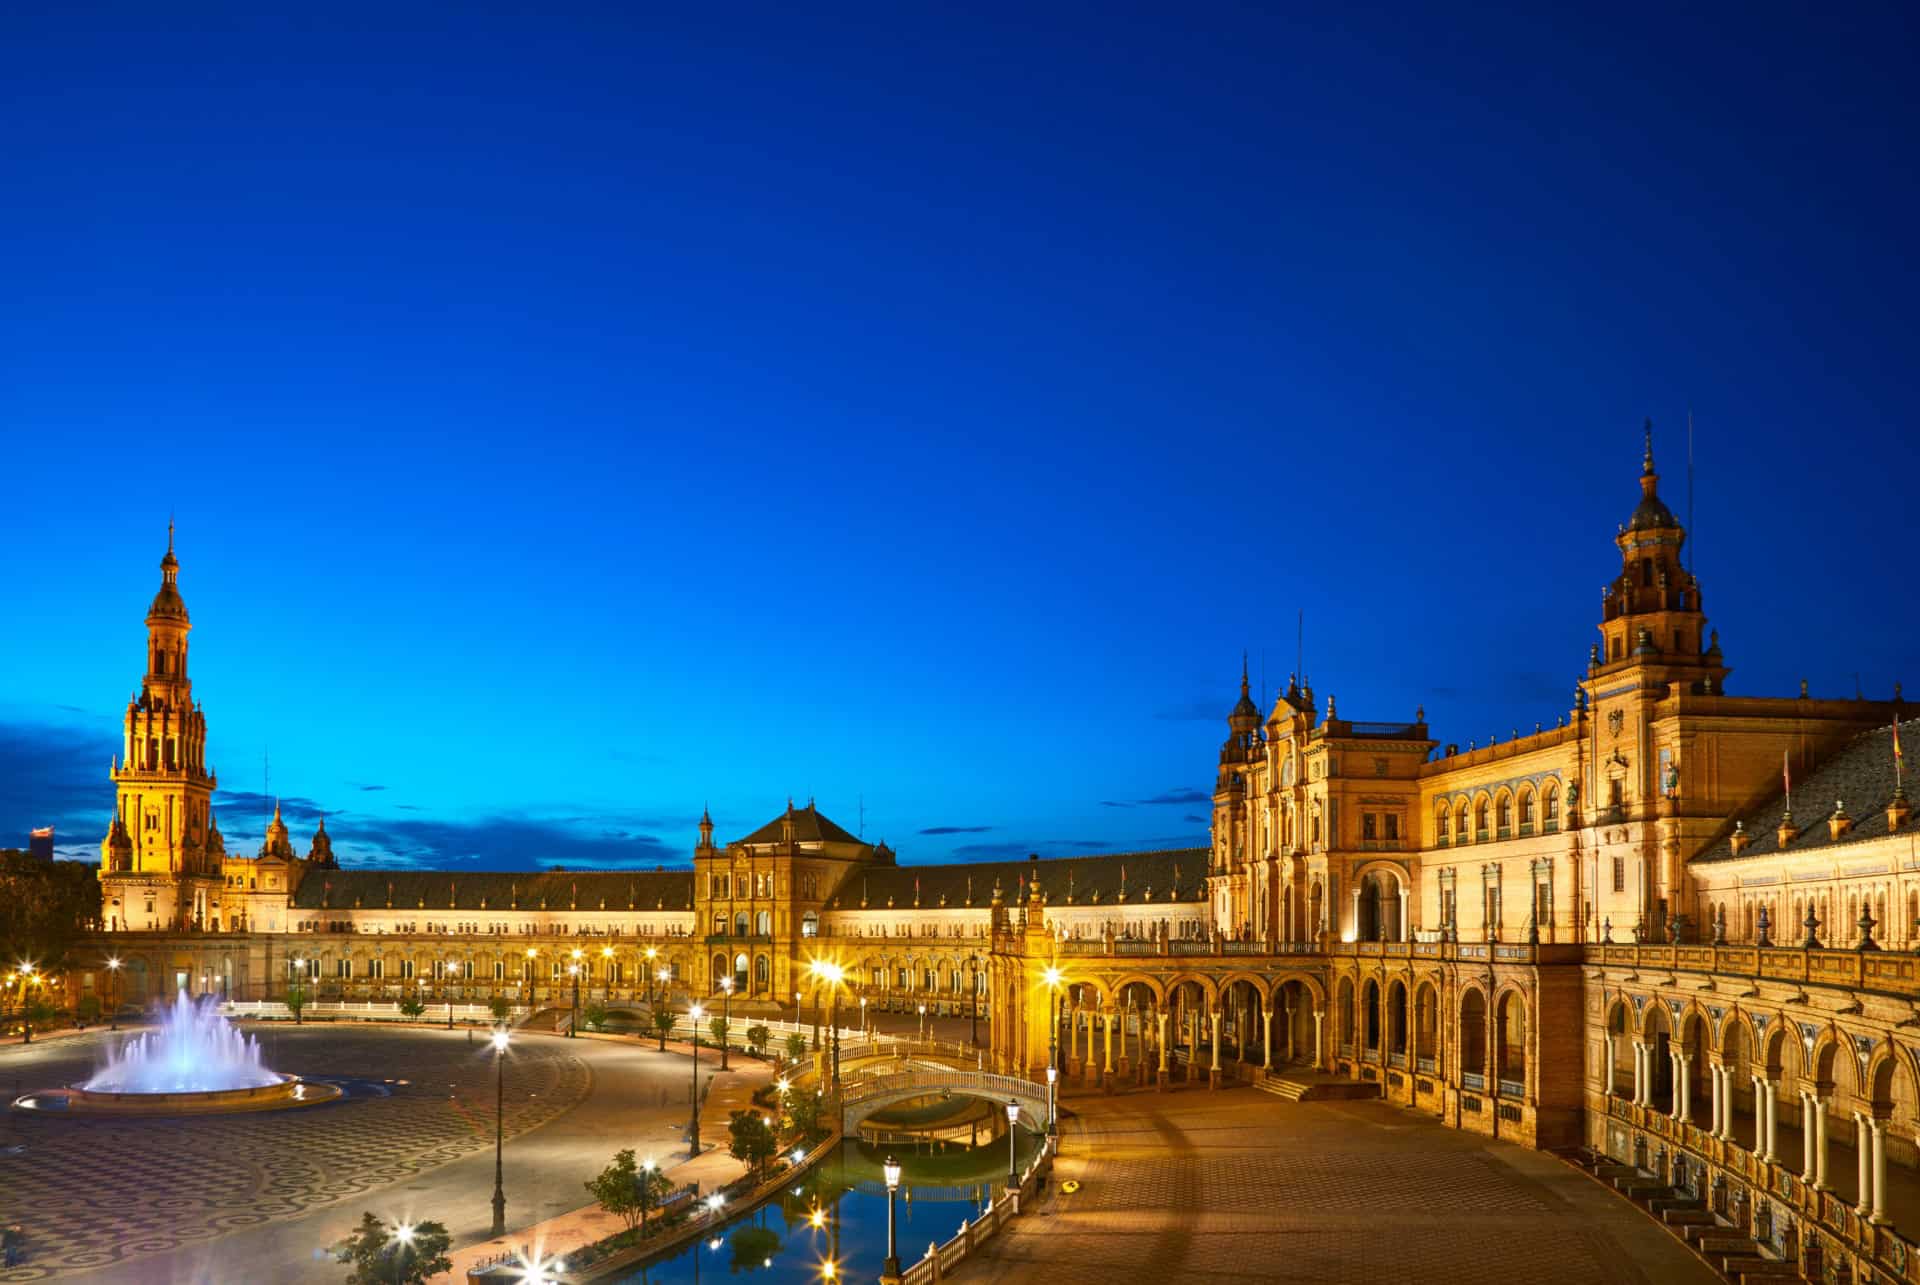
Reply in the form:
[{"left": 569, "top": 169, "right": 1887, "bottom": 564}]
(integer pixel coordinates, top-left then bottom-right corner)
[{"left": 612, "top": 1129, "right": 1044, "bottom": 1283}]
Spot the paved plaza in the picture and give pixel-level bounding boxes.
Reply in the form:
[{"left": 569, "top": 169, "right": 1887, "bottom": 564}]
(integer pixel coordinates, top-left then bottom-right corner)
[
  {"left": 0, "top": 1025, "right": 715, "bottom": 1283},
  {"left": 962, "top": 1087, "right": 1720, "bottom": 1285}
]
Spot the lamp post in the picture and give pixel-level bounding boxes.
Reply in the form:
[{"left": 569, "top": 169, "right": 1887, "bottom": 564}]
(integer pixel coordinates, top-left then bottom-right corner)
[
  {"left": 490, "top": 1028, "right": 510, "bottom": 1235},
  {"left": 20, "top": 966, "right": 38, "bottom": 1045},
  {"left": 917, "top": 1003, "right": 927, "bottom": 1042},
  {"left": 657, "top": 967, "right": 671, "bottom": 1009},
  {"left": 292, "top": 957, "right": 305, "bottom": 1024},
  {"left": 1043, "top": 967, "right": 1063, "bottom": 1080},
  {"left": 1005, "top": 1098, "right": 1021, "bottom": 1188},
  {"left": 688, "top": 1002, "right": 705, "bottom": 1159},
  {"left": 644, "top": 947, "right": 659, "bottom": 1005},
  {"left": 882, "top": 1154, "right": 902, "bottom": 1279},
  {"left": 1046, "top": 1065, "right": 1059, "bottom": 1137},
  {"left": 719, "top": 975, "right": 733, "bottom": 1071},
  {"left": 447, "top": 960, "right": 460, "bottom": 1029},
  {"left": 569, "top": 949, "right": 584, "bottom": 1037},
  {"left": 859, "top": 995, "right": 868, "bottom": 1035},
  {"left": 106, "top": 956, "right": 121, "bottom": 1031},
  {"left": 967, "top": 954, "right": 980, "bottom": 1046}
]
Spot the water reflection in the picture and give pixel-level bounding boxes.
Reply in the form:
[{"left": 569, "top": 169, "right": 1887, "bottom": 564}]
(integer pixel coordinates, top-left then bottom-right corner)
[{"left": 616, "top": 1132, "right": 1042, "bottom": 1282}]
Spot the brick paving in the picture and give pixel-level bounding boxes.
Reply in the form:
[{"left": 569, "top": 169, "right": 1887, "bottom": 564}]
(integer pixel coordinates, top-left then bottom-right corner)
[
  {"left": 0, "top": 1026, "right": 589, "bottom": 1282},
  {"left": 960, "top": 1088, "right": 1720, "bottom": 1284}
]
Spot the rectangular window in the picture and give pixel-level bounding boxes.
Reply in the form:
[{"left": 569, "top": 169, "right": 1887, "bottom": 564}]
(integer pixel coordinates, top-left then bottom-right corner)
[
  {"left": 370, "top": 959, "right": 384, "bottom": 980},
  {"left": 401, "top": 959, "right": 415, "bottom": 980},
  {"left": 493, "top": 960, "right": 505, "bottom": 981},
  {"left": 1362, "top": 814, "right": 1377, "bottom": 841},
  {"left": 1385, "top": 814, "right": 1400, "bottom": 841},
  {"left": 337, "top": 959, "right": 352, "bottom": 979},
  {"left": 1611, "top": 857, "right": 1625, "bottom": 894}
]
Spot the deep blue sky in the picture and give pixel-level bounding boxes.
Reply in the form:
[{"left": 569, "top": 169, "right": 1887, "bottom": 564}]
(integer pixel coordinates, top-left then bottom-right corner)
[{"left": 3, "top": 3, "right": 1915, "bottom": 870}]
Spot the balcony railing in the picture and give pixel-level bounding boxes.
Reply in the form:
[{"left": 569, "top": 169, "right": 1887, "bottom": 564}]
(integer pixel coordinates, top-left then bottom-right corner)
[
  {"left": 1416, "top": 1055, "right": 1437, "bottom": 1074},
  {"left": 1498, "top": 1078, "right": 1526, "bottom": 1099},
  {"left": 1461, "top": 1071, "right": 1485, "bottom": 1091}
]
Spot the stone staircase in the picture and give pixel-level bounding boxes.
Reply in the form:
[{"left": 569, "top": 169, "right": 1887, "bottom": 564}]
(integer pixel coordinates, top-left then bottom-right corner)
[
  {"left": 1255, "top": 1070, "right": 1381, "bottom": 1102},
  {"left": 1555, "top": 1148, "right": 1799, "bottom": 1283}
]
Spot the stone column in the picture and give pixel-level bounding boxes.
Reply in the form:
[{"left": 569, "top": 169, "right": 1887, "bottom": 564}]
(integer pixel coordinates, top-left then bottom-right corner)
[
  {"left": 1604, "top": 1034, "right": 1616, "bottom": 1096},
  {"left": 1854, "top": 1112, "right": 1871, "bottom": 1215},
  {"left": 1103, "top": 1008, "right": 1114, "bottom": 1076},
  {"left": 1763, "top": 1080, "right": 1778, "bottom": 1163},
  {"left": 1312, "top": 1007, "right": 1324, "bottom": 1069},
  {"left": 1155, "top": 1010, "right": 1170, "bottom": 1090},
  {"left": 1263, "top": 1007, "right": 1273, "bottom": 1069},
  {"left": 1209, "top": 1011, "right": 1223, "bottom": 1089},
  {"left": 1631, "top": 1042, "right": 1645, "bottom": 1105},
  {"left": 1350, "top": 888, "right": 1361, "bottom": 939},
  {"left": 1709, "top": 1064, "right": 1722, "bottom": 1136},
  {"left": 1673, "top": 1051, "right": 1689, "bottom": 1122},
  {"left": 1814, "top": 1095, "right": 1830, "bottom": 1191},
  {"left": 1871, "top": 1117, "right": 1888, "bottom": 1223},
  {"left": 1398, "top": 888, "right": 1410, "bottom": 943},
  {"left": 1800, "top": 1093, "right": 1816, "bottom": 1184}
]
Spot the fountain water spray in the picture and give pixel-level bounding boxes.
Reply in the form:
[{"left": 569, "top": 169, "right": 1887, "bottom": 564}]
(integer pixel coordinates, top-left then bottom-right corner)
[{"left": 84, "top": 988, "right": 281, "bottom": 1093}]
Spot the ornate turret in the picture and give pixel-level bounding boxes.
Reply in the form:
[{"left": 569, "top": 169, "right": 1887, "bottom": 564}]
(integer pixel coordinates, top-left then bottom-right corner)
[
  {"left": 260, "top": 801, "right": 297, "bottom": 862},
  {"left": 1592, "top": 423, "right": 1728, "bottom": 692},
  {"left": 307, "top": 816, "right": 337, "bottom": 869},
  {"left": 696, "top": 805, "right": 716, "bottom": 857},
  {"left": 100, "top": 527, "right": 221, "bottom": 931}
]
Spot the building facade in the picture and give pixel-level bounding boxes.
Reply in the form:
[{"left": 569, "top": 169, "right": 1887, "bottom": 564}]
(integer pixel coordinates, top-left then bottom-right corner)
[{"left": 73, "top": 429, "right": 1920, "bottom": 1280}]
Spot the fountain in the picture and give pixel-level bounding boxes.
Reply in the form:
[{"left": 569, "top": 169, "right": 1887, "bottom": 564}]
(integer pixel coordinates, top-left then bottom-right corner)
[{"left": 13, "top": 988, "right": 342, "bottom": 1115}]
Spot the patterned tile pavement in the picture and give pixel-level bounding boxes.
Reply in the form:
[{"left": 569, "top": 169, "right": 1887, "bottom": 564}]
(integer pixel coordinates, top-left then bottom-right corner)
[
  {"left": 958, "top": 1088, "right": 1721, "bottom": 1284},
  {"left": 0, "top": 1027, "right": 590, "bottom": 1282}
]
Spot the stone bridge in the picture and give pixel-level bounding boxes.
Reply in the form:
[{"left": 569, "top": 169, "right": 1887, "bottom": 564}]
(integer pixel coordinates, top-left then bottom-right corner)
[{"left": 838, "top": 1068, "right": 1048, "bottom": 1132}]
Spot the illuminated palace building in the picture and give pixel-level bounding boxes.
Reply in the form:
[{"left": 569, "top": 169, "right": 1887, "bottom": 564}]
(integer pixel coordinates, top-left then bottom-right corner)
[{"left": 82, "top": 432, "right": 1920, "bottom": 1279}]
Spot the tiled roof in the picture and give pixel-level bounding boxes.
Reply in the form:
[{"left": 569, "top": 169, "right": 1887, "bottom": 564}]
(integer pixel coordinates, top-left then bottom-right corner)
[
  {"left": 1693, "top": 716, "right": 1917, "bottom": 863},
  {"left": 825, "top": 847, "right": 1209, "bottom": 911},
  {"left": 291, "top": 868, "right": 695, "bottom": 911},
  {"left": 735, "top": 803, "right": 864, "bottom": 847}
]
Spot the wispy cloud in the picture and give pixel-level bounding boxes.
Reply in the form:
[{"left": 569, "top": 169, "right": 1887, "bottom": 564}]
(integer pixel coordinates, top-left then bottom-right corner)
[
  {"left": 357, "top": 784, "right": 388, "bottom": 792},
  {"left": 1137, "top": 786, "right": 1209, "bottom": 806},
  {"left": 1099, "top": 801, "right": 1131, "bottom": 809},
  {"left": 1155, "top": 697, "right": 1224, "bottom": 723},
  {"left": 919, "top": 825, "right": 993, "bottom": 835},
  {"left": 1183, "top": 814, "right": 1206, "bottom": 824}
]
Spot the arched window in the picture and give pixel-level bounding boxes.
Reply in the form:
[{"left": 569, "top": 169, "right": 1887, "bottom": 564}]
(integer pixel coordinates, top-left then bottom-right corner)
[
  {"left": 1495, "top": 795, "right": 1511, "bottom": 837},
  {"left": 1517, "top": 788, "right": 1534, "bottom": 831},
  {"left": 1436, "top": 802, "right": 1451, "bottom": 845},
  {"left": 1362, "top": 979, "right": 1380, "bottom": 1052},
  {"left": 1454, "top": 802, "right": 1468, "bottom": 843},
  {"left": 1474, "top": 800, "right": 1490, "bottom": 840},
  {"left": 754, "top": 954, "right": 770, "bottom": 987},
  {"left": 733, "top": 911, "right": 749, "bottom": 937},
  {"left": 1496, "top": 991, "right": 1527, "bottom": 1088},
  {"left": 1337, "top": 977, "right": 1355, "bottom": 1050},
  {"left": 801, "top": 911, "right": 819, "bottom": 939},
  {"left": 756, "top": 910, "right": 771, "bottom": 935},
  {"left": 1460, "top": 989, "right": 1487, "bottom": 1078},
  {"left": 1542, "top": 782, "right": 1560, "bottom": 832}
]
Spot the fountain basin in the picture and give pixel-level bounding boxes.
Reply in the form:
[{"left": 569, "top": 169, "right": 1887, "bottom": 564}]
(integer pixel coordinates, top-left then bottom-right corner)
[{"left": 14, "top": 1074, "right": 343, "bottom": 1116}]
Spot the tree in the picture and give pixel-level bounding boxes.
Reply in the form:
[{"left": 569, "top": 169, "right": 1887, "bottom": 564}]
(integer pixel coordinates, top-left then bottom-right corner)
[
  {"left": 584, "top": 1148, "right": 674, "bottom": 1234},
  {"left": 709, "top": 1014, "right": 730, "bottom": 1050},
  {"left": 333, "top": 1211, "right": 452, "bottom": 1284},
  {"left": 728, "top": 1109, "right": 778, "bottom": 1178},
  {"left": 784, "top": 1031, "right": 807, "bottom": 1063},
  {"left": 584, "top": 1001, "right": 608, "bottom": 1031},
  {"left": 746, "top": 1023, "right": 770, "bottom": 1057},
  {"left": 651, "top": 1006, "right": 677, "bottom": 1051},
  {"left": 285, "top": 984, "right": 308, "bottom": 1023},
  {"left": 397, "top": 996, "right": 426, "bottom": 1019},
  {"left": 0, "top": 852, "right": 102, "bottom": 974},
  {"left": 489, "top": 995, "right": 511, "bottom": 1022},
  {"left": 785, "top": 1089, "right": 823, "bottom": 1142}
]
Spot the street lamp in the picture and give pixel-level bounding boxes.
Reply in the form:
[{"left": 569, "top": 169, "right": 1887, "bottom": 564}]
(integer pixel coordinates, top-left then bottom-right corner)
[
  {"left": 1005, "top": 1098, "right": 1021, "bottom": 1188},
  {"left": 882, "top": 1154, "right": 902, "bottom": 1278},
  {"left": 292, "top": 957, "right": 305, "bottom": 1024},
  {"left": 644, "top": 947, "right": 659, "bottom": 1005},
  {"left": 106, "top": 956, "right": 122, "bottom": 1031},
  {"left": 859, "top": 995, "right": 868, "bottom": 1035},
  {"left": 1046, "top": 1065, "right": 1059, "bottom": 1136},
  {"left": 917, "top": 1003, "right": 927, "bottom": 1041},
  {"left": 967, "top": 954, "right": 981, "bottom": 1046},
  {"left": 718, "top": 975, "right": 734, "bottom": 1071},
  {"left": 19, "top": 966, "right": 38, "bottom": 1045},
  {"left": 569, "top": 949, "right": 584, "bottom": 1037},
  {"left": 1043, "top": 966, "right": 1064, "bottom": 1089},
  {"left": 688, "top": 1002, "right": 706, "bottom": 1159},
  {"left": 810, "top": 961, "right": 845, "bottom": 1089},
  {"left": 489, "top": 1028, "right": 510, "bottom": 1235},
  {"left": 447, "top": 960, "right": 461, "bottom": 1029}
]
